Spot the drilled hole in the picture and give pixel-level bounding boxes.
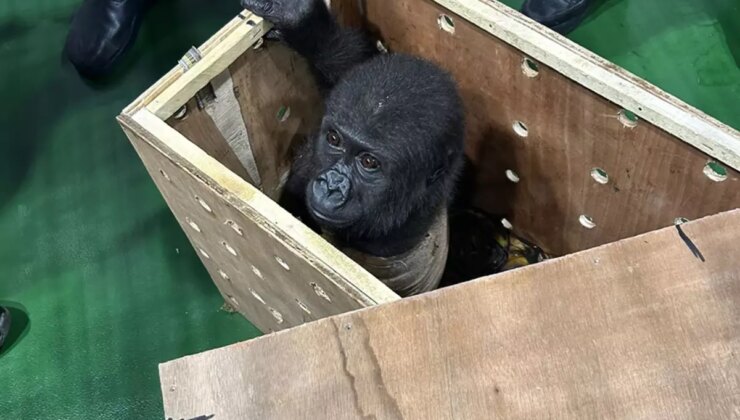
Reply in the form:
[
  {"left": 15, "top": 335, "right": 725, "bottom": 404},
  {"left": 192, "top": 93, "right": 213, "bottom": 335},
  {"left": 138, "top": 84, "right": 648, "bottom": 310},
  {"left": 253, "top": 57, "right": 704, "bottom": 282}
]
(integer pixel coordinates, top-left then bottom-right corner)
[
  {"left": 195, "top": 196, "right": 212, "bottom": 213},
  {"left": 674, "top": 217, "right": 690, "bottom": 225},
  {"left": 246, "top": 19, "right": 256, "bottom": 26},
  {"left": 159, "top": 169, "right": 172, "bottom": 182},
  {"left": 618, "top": 109, "right": 639, "bottom": 128},
  {"left": 296, "top": 299, "right": 311, "bottom": 314},
  {"left": 703, "top": 161, "right": 728, "bottom": 182},
  {"left": 579, "top": 215, "right": 596, "bottom": 229},
  {"left": 590, "top": 168, "right": 609, "bottom": 184},
  {"left": 173, "top": 104, "right": 188, "bottom": 120},
  {"left": 218, "top": 269, "right": 230, "bottom": 282},
  {"left": 505, "top": 169, "right": 520, "bottom": 183},
  {"left": 249, "top": 288, "right": 266, "bottom": 304},
  {"left": 276, "top": 106, "right": 291, "bottom": 123},
  {"left": 311, "top": 282, "right": 332, "bottom": 302},
  {"left": 185, "top": 217, "right": 201, "bottom": 233},
  {"left": 198, "top": 248, "right": 210, "bottom": 259},
  {"left": 269, "top": 307, "right": 284, "bottom": 324},
  {"left": 251, "top": 265, "right": 263, "bottom": 279},
  {"left": 501, "top": 218, "right": 513, "bottom": 230},
  {"left": 512, "top": 120, "right": 529, "bottom": 137},
  {"left": 275, "top": 256, "right": 290, "bottom": 271},
  {"left": 225, "top": 220, "right": 244, "bottom": 236},
  {"left": 522, "top": 57, "right": 539, "bottom": 78},
  {"left": 438, "top": 14, "right": 455, "bottom": 34},
  {"left": 226, "top": 294, "right": 239, "bottom": 306},
  {"left": 221, "top": 241, "right": 237, "bottom": 256}
]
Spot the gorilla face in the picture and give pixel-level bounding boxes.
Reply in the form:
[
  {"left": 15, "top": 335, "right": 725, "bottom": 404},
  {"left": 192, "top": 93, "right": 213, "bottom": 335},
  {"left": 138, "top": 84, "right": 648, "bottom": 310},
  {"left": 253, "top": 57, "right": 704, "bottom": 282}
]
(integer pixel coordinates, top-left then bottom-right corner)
[
  {"left": 306, "top": 120, "right": 391, "bottom": 230},
  {"left": 303, "top": 54, "right": 464, "bottom": 239}
]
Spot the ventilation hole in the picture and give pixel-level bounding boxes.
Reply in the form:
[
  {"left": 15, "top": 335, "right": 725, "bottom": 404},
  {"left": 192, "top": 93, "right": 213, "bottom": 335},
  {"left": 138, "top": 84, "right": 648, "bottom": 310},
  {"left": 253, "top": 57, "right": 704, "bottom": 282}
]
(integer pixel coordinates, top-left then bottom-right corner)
[
  {"left": 618, "top": 109, "right": 639, "bottom": 128},
  {"left": 253, "top": 37, "right": 265, "bottom": 50},
  {"left": 249, "top": 288, "right": 266, "bottom": 304},
  {"left": 225, "top": 220, "right": 244, "bottom": 236},
  {"left": 512, "top": 120, "right": 529, "bottom": 137},
  {"left": 310, "top": 282, "right": 332, "bottom": 302},
  {"left": 376, "top": 40, "right": 389, "bottom": 53},
  {"left": 173, "top": 104, "right": 188, "bottom": 120},
  {"left": 276, "top": 106, "right": 291, "bottom": 123},
  {"left": 703, "top": 161, "right": 728, "bottom": 182},
  {"left": 251, "top": 265, "right": 263, "bottom": 279},
  {"left": 195, "top": 196, "right": 213, "bottom": 213},
  {"left": 269, "top": 307, "right": 284, "bottom": 324},
  {"left": 159, "top": 169, "right": 172, "bottom": 182},
  {"left": 296, "top": 299, "right": 311, "bottom": 314},
  {"left": 501, "top": 218, "right": 513, "bottom": 230},
  {"left": 579, "top": 214, "right": 596, "bottom": 229},
  {"left": 221, "top": 241, "right": 237, "bottom": 256},
  {"left": 438, "top": 14, "right": 455, "bottom": 34},
  {"left": 275, "top": 256, "right": 290, "bottom": 271},
  {"left": 590, "top": 168, "right": 609, "bottom": 184},
  {"left": 522, "top": 57, "right": 539, "bottom": 78},
  {"left": 674, "top": 217, "right": 690, "bottom": 225},
  {"left": 226, "top": 294, "right": 238, "bottom": 306},
  {"left": 185, "top": 217, "right": 201, "bottom": 233},
  {"left": 217, "top": 269, "right": 230, "bottom": 281},
  {"left": 198, "top": 248, "right": 210, "bottom": 259},
  {"left": 505, "top": 169, "right": 520, "bottom": 183}
]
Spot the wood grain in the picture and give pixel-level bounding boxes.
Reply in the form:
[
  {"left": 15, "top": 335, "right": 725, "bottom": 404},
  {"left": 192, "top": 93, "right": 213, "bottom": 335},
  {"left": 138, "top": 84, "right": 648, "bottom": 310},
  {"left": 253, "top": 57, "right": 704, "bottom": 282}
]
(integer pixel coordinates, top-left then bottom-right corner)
[
  {"left": 118, "top": 109, "right": 398, "bottom": 333},
  {"left": 336, "top": 0, "right": 740, "bottom": 255},
  {"left": 160, "top": 209, "right": 740, "bottom": 419}
]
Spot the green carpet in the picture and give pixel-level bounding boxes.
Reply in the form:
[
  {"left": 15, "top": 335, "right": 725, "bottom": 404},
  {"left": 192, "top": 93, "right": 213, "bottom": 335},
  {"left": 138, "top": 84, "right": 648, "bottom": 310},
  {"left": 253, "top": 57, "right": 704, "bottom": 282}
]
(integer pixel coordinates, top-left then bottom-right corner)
[{"left": 0, "top": 0, "right": 738, "bottom": 418}]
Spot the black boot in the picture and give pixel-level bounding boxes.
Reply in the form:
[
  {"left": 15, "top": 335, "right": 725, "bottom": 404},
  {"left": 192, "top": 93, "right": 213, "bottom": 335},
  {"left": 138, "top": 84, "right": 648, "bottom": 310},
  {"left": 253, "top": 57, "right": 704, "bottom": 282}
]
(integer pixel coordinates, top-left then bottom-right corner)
[
  {"left": 521, "top": 0, "right": 592, "bottom": 35},
  {"left": 0, "top": 306, "right": 10, "bottom": 349},
  {"left": 64, "top": 0, "right": 157, "bottom": 79}
]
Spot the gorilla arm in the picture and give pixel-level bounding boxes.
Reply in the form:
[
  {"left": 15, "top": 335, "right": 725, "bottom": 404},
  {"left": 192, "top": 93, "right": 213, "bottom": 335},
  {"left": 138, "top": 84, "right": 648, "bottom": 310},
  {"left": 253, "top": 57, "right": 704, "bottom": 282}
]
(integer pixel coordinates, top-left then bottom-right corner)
[{"left": 241, "top": 0, "right": 378, "bottom": 91}]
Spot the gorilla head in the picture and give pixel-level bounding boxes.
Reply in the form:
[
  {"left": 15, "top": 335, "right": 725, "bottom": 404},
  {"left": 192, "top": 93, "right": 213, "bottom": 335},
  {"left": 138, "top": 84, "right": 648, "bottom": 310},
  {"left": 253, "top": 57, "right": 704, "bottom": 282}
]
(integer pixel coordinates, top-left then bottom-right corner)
[{"left": 305, "top": 54, "right": 465, "bottom": 245}]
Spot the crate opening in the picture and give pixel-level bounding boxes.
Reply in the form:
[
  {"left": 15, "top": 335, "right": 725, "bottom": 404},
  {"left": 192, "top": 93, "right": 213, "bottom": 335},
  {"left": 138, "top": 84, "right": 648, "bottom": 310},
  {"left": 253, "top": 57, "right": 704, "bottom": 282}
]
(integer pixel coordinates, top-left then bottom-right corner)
[{"left": 154, "top": 0, "right": 738, "bottom": 304}]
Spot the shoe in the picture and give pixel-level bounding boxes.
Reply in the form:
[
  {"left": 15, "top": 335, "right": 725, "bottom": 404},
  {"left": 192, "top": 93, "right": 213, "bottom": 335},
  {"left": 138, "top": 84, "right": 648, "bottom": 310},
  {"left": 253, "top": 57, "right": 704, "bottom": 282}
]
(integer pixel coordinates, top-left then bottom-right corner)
[
  {"left": 521, "top": 0, "right": 592, "bottom": 35},
  {"left": 0, "top": 306, "right": 10, "bottom": 349},
  {"left": 64, "top": 0, "right": 156, "bottom": 79}
]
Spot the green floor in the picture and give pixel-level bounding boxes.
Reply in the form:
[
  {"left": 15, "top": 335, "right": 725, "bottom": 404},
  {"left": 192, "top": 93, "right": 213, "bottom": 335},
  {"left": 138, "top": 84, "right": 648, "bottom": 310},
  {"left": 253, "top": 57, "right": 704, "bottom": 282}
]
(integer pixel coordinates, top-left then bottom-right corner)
[{"left": 0, "top": 0, "right": 737, "bottom": 418}]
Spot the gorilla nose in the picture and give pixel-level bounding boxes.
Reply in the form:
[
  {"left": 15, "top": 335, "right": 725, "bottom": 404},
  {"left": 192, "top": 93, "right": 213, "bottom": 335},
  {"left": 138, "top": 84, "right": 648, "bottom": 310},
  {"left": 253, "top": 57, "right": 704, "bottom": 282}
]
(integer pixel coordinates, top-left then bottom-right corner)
[
  {"left": 312, "top": 170, "right": 351, "bottom": 209},
  {"left": 326, "top": 170, "right": 350, "bottom": 194}
]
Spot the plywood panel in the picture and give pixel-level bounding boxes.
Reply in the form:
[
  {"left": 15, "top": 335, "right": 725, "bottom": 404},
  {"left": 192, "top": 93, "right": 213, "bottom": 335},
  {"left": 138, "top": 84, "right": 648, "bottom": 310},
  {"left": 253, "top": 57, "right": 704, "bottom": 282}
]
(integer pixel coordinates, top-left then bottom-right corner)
[
  {"left": 118, "top": 110, "right": 398, "bottom": 333},
  {"left": 167, "top": 42, "right": 322, "bottom": 201},
  {"left": 160, "top": 209, "right": 740, "bottom": 419},
  {"left": 335, "top": 0, "right": 740, "bottom": 255},
  {"left": 228, "top": 42, "right": 323, "bottom": 200}
]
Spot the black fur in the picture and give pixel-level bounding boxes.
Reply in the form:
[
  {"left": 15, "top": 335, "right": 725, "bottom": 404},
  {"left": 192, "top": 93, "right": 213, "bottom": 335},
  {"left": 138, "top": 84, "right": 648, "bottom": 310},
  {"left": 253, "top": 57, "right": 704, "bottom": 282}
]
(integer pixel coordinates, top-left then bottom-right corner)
[{"left": 243, "top": 0, "right": 465, "bottom": 257}]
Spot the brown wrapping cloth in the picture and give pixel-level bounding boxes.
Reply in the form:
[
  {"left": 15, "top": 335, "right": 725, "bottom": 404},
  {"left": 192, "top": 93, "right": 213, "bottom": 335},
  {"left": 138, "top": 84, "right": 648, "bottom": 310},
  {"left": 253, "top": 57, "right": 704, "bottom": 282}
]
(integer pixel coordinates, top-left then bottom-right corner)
[{"left": 324, "top": 208, "right": 449, "bottom": 297}]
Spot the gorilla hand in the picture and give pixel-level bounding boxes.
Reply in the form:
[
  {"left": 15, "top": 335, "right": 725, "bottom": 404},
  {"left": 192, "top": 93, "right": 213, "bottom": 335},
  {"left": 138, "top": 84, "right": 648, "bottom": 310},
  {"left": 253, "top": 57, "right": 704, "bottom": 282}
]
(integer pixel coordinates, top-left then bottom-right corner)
[{"left": 241, "top": 0, "right": 324, "bottom": 29}]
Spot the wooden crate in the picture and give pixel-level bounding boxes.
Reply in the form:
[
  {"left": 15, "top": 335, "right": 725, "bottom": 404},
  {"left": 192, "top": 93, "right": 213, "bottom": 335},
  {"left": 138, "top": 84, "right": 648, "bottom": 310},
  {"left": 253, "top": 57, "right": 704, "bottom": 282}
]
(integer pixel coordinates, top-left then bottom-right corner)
[{"left": 117, "top": 0, "right": 739, "bottom": 414}]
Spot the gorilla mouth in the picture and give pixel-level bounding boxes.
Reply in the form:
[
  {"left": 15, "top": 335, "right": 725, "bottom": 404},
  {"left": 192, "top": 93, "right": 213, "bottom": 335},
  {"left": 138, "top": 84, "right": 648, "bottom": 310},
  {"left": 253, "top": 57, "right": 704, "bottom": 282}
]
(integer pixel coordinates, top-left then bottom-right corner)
[{"left": 308, "top": 204, "right": 354, "bottom": 229}]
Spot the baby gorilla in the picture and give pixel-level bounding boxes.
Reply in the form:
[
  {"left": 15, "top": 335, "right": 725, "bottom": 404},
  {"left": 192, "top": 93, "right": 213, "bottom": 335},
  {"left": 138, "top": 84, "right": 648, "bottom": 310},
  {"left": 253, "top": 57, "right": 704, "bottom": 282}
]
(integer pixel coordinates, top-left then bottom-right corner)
[{"left": 243, "top": 0, "right": 465, "bottom": 295}]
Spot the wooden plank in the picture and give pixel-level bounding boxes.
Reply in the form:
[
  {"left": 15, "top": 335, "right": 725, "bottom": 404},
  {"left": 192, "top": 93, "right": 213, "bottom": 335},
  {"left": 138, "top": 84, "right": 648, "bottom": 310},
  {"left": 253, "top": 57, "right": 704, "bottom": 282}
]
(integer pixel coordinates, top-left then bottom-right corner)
[
  {"left": 167, "top": 96, "right": 257, "bottom": 186},
  {"left": 160, "top": 209, "right": 740, "bottom": 419},
  {"left": 336, "top": 0, "right": 740, "bottom": 255},
  {"left": 227, "top": 42, "right": 323, "bottom": 200},
  {"left": 117, "top": 109, "right": 399, "bottom": 333},
  {"left": 444, "top": 0, "right": 740, "bottom": 170},
  {"left": 145, "top": 12, "right": 271, "bottom": 120}
]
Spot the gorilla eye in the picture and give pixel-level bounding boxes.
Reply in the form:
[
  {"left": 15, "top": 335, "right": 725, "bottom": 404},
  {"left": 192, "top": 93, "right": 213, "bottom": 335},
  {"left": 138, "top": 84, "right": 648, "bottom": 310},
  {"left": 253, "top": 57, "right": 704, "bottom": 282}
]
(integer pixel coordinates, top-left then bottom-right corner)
[
  {"left": 359, "top": 154, "right": 380, "bottom": 170},
  {"left": 326, "top": 130, "right": 341, "bottom": 147}
]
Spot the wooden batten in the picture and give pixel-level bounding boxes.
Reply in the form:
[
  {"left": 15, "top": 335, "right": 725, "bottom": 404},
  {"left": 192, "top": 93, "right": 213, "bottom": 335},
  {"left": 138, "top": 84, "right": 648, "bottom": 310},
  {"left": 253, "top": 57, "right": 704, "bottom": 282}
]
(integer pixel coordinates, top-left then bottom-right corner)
[
  {"left": 159, "top": 209, "right": 740, "bottom": 419},
  {"left": 334, "top": 0, "right": 740, "bottom": 255}
]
